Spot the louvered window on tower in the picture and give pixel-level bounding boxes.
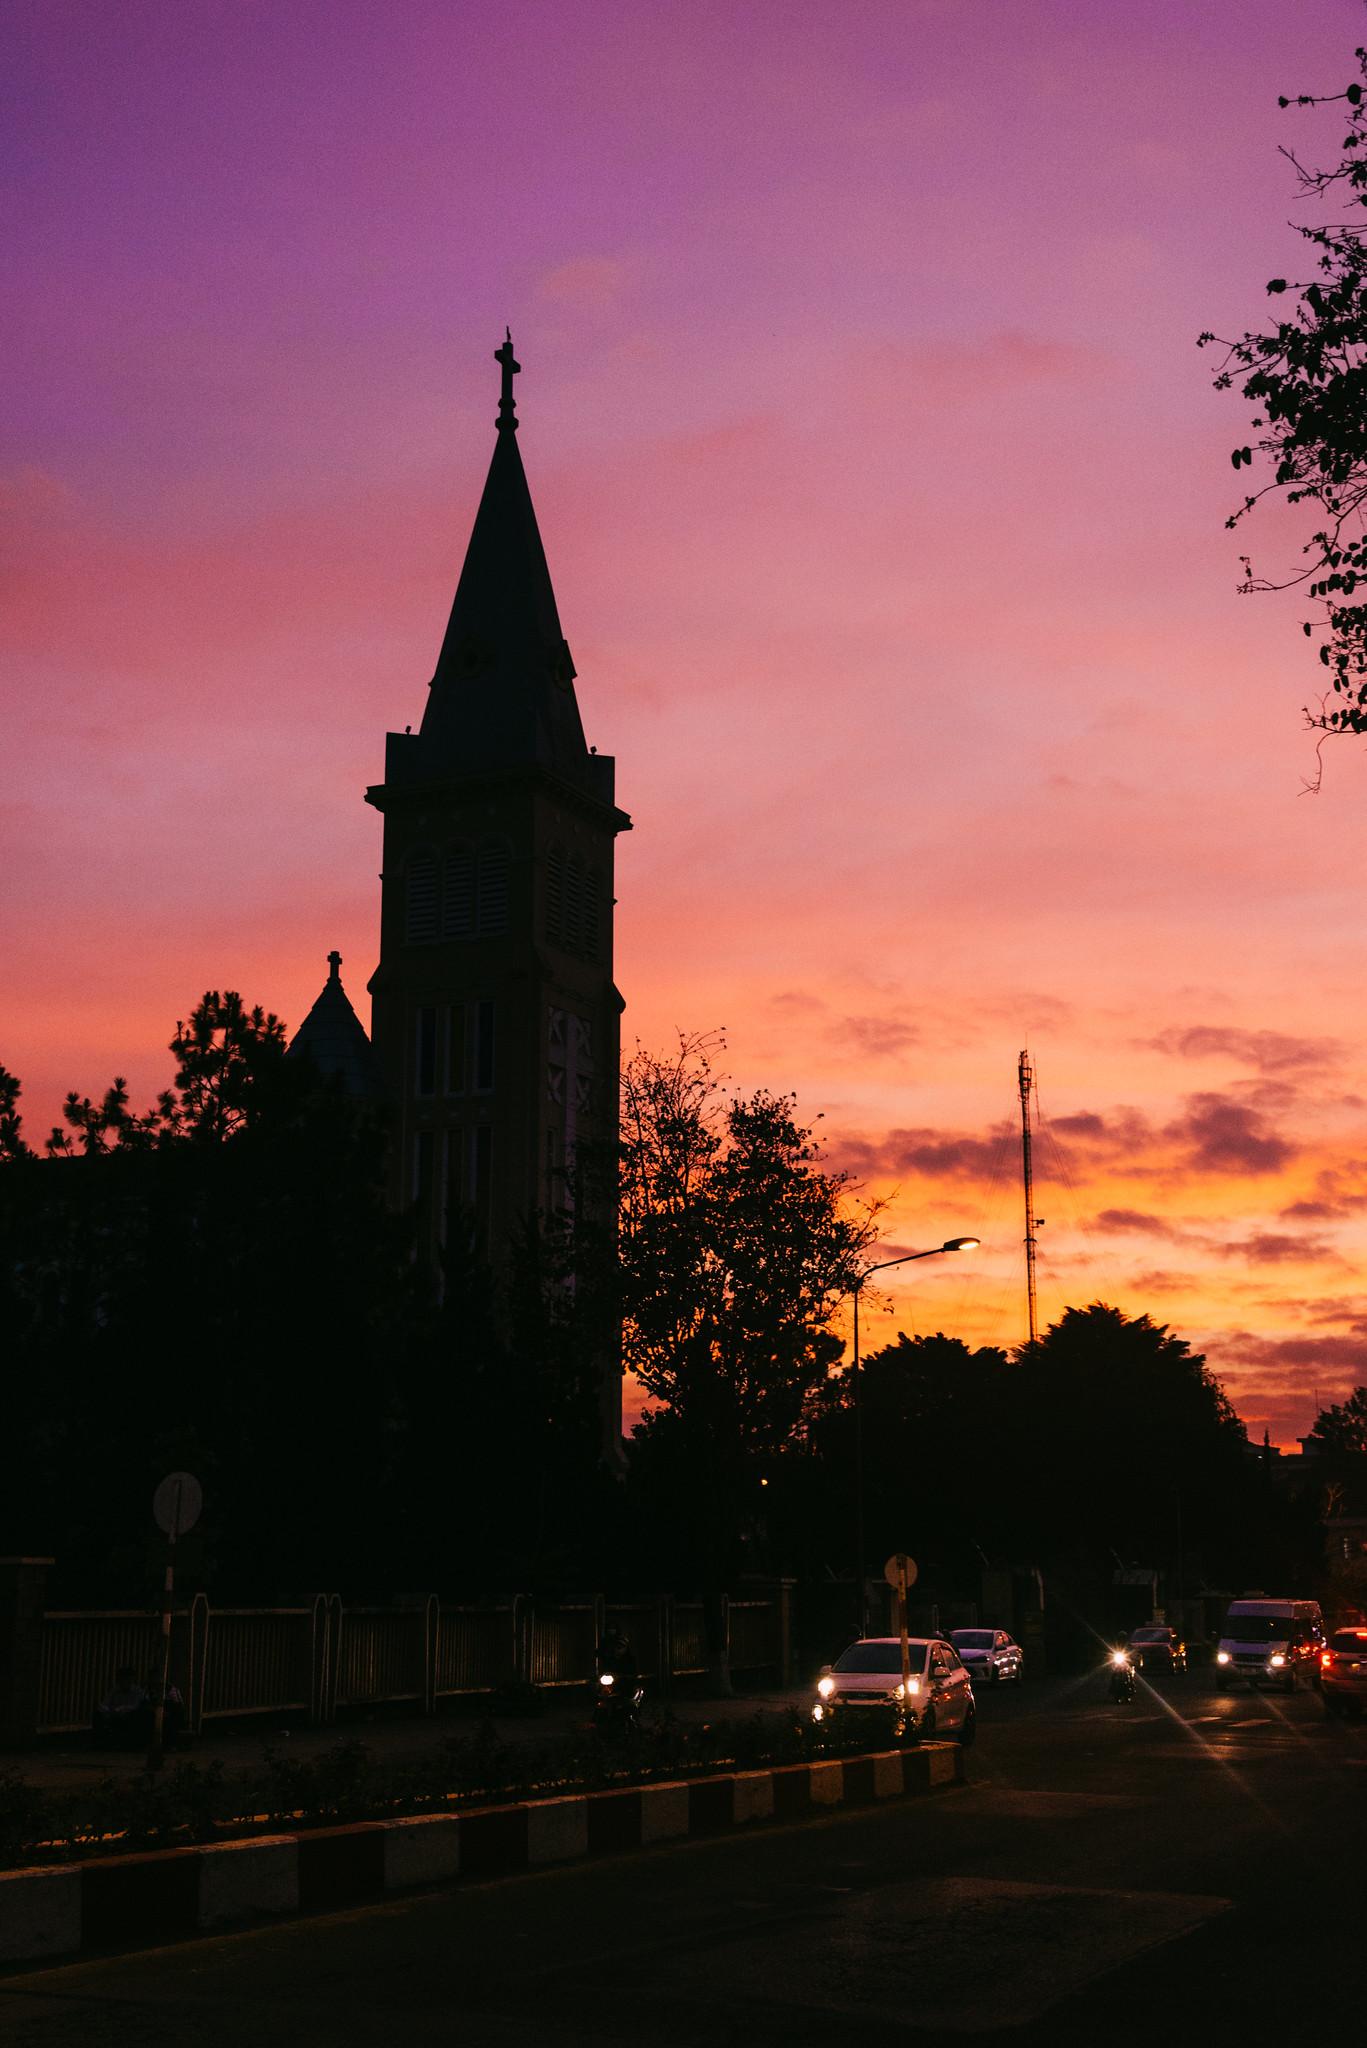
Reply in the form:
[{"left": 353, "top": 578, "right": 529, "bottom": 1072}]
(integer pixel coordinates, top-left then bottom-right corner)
[
  {"left": 564, "top": 858, "right": 583, "bottom": 953},
  {"left": 405, "top": 855, "right": 438, "bottom": 943},
  {"left": 442, "top": 847, "right": 475, "bottom": 939},
  {"left": 477, "top": 843, "right": 509, "bottom": 934},
  {"left": 546, "top": 847, "right": 565, "bottom": 945},
  {"left": 582, "top": 869, "right": 600, "bottom": 960}
]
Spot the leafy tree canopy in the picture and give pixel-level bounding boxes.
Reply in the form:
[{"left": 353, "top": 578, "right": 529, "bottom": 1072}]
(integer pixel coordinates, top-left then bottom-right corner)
[
  {"left": 618, "top": 1032, "right": 877, "bottom": 1459},
  {"left": 1308, "top": 1384, "right": 1367, "bottom": 1459},
  {"left": 1202, "top": 48, "right": 1367, "bottom": 758},
  {"left": 43, "top": 991, "right": 291, "bottom": 1154},
  {"left": 612, "top": 1032, "right": 878, "bottom": 1588}
]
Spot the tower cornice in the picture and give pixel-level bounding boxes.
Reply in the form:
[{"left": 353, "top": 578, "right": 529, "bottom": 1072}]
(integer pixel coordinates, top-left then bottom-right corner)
[{"left": 365, "top": 756, "right": 631, "bottom": 835}]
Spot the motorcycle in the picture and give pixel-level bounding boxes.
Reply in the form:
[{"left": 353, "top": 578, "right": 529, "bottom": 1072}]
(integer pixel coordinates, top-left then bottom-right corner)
[
  {"left": 593, "top": 1668, "right": 645, "bottom": 1733},
  {"left": 1107, "top": 1648, "right": 1137, "bottom": 1703}
]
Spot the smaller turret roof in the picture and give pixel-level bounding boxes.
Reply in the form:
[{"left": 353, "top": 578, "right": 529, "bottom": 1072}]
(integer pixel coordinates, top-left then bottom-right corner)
[{"left": 287, "top": 951, "right": 381, "bottom": 1097}]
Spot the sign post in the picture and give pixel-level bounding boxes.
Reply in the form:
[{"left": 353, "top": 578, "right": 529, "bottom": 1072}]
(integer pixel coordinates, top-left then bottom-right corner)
[
  {"left": 148, "top": 1472, "right": 202, "bottom": 1771},
  {"left": 884, "top": 1552, "right": 919, "bottom": 1715}
]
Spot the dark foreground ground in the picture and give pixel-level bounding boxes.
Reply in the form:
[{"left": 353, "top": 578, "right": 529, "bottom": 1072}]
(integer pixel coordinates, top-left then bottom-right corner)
[{"left": 2, "top": 1669, "right": 1361, "bottom": 2045}]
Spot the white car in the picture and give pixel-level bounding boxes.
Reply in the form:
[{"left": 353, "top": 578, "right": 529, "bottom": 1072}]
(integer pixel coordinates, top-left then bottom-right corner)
[
  {"left": 950, "top": 1628, "right": 1024, "bottom": 1687},
  {"left": 812, "top": 1636, "right": 975, "bottom": 1743}
]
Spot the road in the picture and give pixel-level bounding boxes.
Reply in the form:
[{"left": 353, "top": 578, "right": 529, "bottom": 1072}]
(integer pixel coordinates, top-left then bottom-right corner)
[{"left": 2, "top": 1670, "right": 1362, "bottom": 2044}]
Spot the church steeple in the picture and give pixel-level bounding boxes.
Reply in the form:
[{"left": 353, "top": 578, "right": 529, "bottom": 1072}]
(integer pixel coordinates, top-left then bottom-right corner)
[
  {"left": 365, "top": 341, "right": 629, "bottom": 1456},
  {"left": 388, "top": 336, "right": 613, "bottom": 808}
]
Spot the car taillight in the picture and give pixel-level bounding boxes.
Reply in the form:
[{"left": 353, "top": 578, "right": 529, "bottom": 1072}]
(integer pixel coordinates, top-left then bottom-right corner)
[{"left": 1321, "top": 1651, "right": 1333, "bottom": 1668}]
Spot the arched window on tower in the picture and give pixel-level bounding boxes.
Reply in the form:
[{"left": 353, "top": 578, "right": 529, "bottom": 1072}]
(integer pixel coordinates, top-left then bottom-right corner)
[
  {"left": 442, "top": 845, "right": 475, "bottom": 939},
  {"left": 546, "top": 846, "right": 565, "bottom": 947},
  {"left": 477, "top": 842, "right": 509, "bottom": 935},
  {"left": 405, "top": 853, "right": 438, "bottom": 944}
]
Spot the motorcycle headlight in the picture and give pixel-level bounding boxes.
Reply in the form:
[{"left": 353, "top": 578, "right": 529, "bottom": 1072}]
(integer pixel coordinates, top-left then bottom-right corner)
[
  {"left": 599, "top": 1672, "right": 614, "bottom": 1686},
  {"left": 1216, "top": 1651, "right": 1230, "bottom": 1665},
  {"left": 817, "top": 1675, "right": 836, "bottom": 1698},
  {"left": 1269, "top": 1654, "right": 1286, "bottom": 1669},
  {"left": 812, "top": 1702, "right": 825, "bottom": 1722},
  {"left": 1111, "top": 1652, "right": 1129, "bottom": 1668}
]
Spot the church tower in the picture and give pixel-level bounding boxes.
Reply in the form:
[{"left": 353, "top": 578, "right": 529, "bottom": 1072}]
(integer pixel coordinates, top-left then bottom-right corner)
[{"left": 366, "top": 338, "right": 629, "bottom": 1443}]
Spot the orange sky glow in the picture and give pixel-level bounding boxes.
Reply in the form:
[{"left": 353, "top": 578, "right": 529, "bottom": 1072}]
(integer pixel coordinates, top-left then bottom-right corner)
[{"left": 8, "top": 1, "right": 1367, "bottom": 1446}]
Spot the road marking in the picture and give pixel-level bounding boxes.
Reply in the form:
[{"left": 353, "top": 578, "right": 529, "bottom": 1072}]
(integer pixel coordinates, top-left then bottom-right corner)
[{"left": 1230, "top": 1717, "right": 1267, "bottom": 1729}]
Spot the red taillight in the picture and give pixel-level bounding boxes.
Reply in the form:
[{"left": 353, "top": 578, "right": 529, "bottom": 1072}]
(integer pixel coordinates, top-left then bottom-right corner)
[{"left": 1321, "top": 1651, "right": 1333, "bottom": 1668}]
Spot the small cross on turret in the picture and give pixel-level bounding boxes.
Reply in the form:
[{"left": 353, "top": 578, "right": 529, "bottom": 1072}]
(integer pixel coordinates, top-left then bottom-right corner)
[{"left": 494, "top": 328, "right": 520, "bottom": 432}]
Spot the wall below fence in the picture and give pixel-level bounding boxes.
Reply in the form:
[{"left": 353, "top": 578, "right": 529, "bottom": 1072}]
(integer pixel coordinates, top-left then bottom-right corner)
[{"left": 8, "top": 1573, "right": 794, "bottom": 1746}]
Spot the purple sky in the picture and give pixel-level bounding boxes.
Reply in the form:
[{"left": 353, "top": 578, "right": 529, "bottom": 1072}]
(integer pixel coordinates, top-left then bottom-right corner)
[{"left": 8, "top": 0, "right": 1367, "bottom": 1439}]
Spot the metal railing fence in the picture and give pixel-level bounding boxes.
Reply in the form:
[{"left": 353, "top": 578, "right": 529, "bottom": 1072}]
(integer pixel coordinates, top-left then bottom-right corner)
[
  {"left": 201, "top": 1606, "right": 317, "bottom": 1721},
  {"left": 32, "top": 1587, "right": 789, "bottom": 1736},
  {"left": 38, "top": 1612, "right": 170, "bottom": 1734}
]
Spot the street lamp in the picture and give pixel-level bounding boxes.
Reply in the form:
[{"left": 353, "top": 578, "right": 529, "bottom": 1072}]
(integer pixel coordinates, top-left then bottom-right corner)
[{"left": 850, "top": 1236, "right": 980, "bottom": 1636}]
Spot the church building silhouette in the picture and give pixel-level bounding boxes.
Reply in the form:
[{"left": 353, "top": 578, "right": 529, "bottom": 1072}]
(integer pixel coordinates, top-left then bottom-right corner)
[{"left": 290, "top": 337, "right": 630, "bottom": 1446}]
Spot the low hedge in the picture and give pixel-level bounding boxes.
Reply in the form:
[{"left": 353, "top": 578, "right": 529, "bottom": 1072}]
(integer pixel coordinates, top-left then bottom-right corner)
[{"left": 0, "top": 1708, "right": 877, "bottom": 1871}]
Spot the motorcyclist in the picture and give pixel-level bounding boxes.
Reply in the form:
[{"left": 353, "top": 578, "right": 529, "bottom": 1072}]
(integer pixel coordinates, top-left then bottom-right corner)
[
  {"left": 596, "top": 1623, "right": 638, "bottom": 1683},
  {"left": 1107, "top": 1639, "right": 1136, "bottom": 1701}
]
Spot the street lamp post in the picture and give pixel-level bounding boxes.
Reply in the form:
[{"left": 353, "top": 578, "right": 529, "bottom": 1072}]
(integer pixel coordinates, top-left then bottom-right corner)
[{"left": 850, "top": 1236, "right": 979, "bottom": 1637}]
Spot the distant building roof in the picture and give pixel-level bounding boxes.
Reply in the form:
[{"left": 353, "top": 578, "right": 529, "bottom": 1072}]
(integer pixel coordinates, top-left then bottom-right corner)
[{"left": 287, "top": 951, "right": 381, "bottom": 1097}]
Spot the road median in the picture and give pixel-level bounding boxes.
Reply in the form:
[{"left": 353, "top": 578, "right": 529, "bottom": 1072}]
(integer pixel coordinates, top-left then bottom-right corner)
[{"left": 0, "top": 1742, "right": 964, "bottom": 1968}]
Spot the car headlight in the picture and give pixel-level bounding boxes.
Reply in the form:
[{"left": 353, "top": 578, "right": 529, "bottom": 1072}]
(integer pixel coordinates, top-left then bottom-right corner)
[
  {"left": 1269, "top": 1654, "right": 1286, "bottom": 1668},
  {"left": 817, "top": 1675, "right": 835, "bottom": 1698},
  {"left": 906, "top": 1677, "right": 920, "bottom": 1694},
  {"left": 1216, "top": 1651, "right": 1230, "bottom": 1665},
  {"left": 599, "top": 1672, "right": 614, "bottom": 1686}
]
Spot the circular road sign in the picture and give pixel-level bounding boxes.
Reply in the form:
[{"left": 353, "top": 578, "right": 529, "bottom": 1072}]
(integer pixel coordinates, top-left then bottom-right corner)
[
  {"left": 884, "top": 1552, "right": 918, "bottom": 1591},
  {"left": 153, "top": 1472, "right": 203, "bottom": 1539}
]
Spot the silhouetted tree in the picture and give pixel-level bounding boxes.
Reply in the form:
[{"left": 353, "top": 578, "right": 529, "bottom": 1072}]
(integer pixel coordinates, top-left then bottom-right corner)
[
  {"left": 0, "top": 1064, "right": 30, "bottom": 1163},
  {"left": 1009, "top": 1303, "right": 1296, "bottom": 1588},
  {"left": 1309, "top": 1384, "right": 1367, "bottom": 1458},
  {"left": 795, "top": 1332, "right": 1011, "bottom": 1587},
  {"left": 613, "top": 1033, "right": 876, "bottom": 1588},
  {"left": 1202, "top": 46, "right": 1367, "bottom": 753}
]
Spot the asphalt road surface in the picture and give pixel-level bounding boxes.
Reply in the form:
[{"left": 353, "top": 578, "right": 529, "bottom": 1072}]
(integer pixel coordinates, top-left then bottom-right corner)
[{"left": 2, "top": 1670, "right": 1362, "bottom": 2045}]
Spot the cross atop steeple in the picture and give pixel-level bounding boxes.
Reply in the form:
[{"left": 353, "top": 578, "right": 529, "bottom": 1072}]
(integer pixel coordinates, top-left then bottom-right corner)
[{"left": 494, "top": 328, "right": 520, "bottom": 433}]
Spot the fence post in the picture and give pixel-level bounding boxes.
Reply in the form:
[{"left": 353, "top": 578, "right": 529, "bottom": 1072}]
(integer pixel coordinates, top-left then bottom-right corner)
[
  {"left": 0, "top": 1558, "right": 53, "bottom": 1749},
  {"left": 658, "top": 1594, "right": 672, "bottom": 1700},
  {"left": 713, "top": 1591, "right": 732, "bottom": 1697},
  {"left": 187, "top": 1592, "right": 210, "bottom": 1733},
  {"left": 512, "top": 1593, "right": 531, "bottom": 1686},
  {"left": 774, "top": 1578, "right": 796, "bottom": 1686},
  {"left": 328, "top": 1595, "right": 343, "bottom": 1721},
  {"left": 423, "top": 1594, "right": 438, "bottom": 1715},
  {"left": 309, "top": 1595, "right": 327, "bottom": 1724}
]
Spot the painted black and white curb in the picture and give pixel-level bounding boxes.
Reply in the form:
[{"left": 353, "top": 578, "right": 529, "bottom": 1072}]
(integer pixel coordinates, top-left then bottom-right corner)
[{"left": 0, "top": 1742, "right": 964, "bottom": 1967}]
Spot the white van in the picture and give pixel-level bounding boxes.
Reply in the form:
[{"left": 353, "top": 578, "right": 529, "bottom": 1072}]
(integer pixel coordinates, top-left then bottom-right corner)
[{"left": 1215, "top": 1598, "right": 1325, "bottom": 1691}]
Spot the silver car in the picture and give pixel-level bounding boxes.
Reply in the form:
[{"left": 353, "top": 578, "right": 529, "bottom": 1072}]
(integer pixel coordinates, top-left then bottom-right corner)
[
  {"left": 950, "top": 1627, "right": 1024, "bottom": 1686},
  {"left": 812, "top": 1636, "right": 976, "bottom": 1743}
]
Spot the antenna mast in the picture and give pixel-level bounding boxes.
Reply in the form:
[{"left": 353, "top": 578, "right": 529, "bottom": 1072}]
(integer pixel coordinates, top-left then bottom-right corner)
[{"left": 1018, "top": 1049, "right": 1039, "bottom": 1345}]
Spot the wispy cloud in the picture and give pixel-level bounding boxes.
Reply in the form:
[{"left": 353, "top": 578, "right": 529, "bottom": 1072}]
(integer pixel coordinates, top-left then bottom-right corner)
[
  {"left": 1150, "top": 1025, "right": 1345, "bottom": 1076},
  {"left": 1166, "top": 1094, "right": 1295, "bottom": 1177},
  {"left": 1215, "top": 1232, "right": 1334, "bottom": 1267}
]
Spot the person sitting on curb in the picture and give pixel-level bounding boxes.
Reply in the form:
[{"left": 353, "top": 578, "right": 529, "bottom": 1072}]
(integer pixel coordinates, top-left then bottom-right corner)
[{"left": 92, "top": 1665, "right": 152, "bottom": 1749}]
